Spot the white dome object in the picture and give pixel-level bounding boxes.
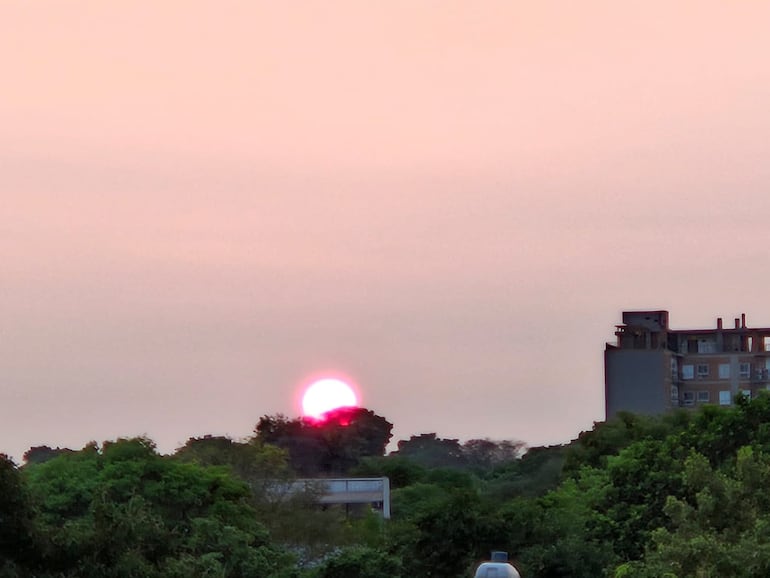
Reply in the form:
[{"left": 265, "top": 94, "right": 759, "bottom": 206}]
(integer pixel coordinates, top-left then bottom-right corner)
[{"left": 473, "top": 561, "right": 521, "bottom": 578}]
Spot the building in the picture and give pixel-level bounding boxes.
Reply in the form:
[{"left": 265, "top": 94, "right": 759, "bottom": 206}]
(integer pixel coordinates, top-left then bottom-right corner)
[
  {"left": 605, "top": 311, "right": 770, "bottom": 420},
  {"left": 281, "top": 477, "right": 390, "bottom": 519}
]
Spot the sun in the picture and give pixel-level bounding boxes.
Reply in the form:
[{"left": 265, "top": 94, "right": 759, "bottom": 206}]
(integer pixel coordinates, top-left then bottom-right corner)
[{"left": 301, "top": 378, "right": 359, "bottom": 419}]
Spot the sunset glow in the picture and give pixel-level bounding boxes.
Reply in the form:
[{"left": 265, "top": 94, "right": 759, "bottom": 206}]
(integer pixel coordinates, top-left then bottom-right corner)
[{"left": 301, "top": 378, "right": 358, "bottom": 419}]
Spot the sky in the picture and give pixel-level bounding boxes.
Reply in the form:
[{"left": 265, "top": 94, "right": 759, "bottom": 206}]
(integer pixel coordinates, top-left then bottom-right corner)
[{"left": 4, "top": 1, "right": 770, "bottom": 461}]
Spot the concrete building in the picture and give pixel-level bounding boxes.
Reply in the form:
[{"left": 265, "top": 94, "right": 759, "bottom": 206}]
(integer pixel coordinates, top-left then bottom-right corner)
[
  {"left": 605, "top": 311, "right": 770, "bottom": 420},
  {"left": 282, "top": 477, "right": 390, "bottom": 519}
]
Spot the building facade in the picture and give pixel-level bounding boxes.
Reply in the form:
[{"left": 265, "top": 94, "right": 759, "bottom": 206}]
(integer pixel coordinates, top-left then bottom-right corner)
[{"left": 605, "top": 311, "right": 770, "bottom": 420}]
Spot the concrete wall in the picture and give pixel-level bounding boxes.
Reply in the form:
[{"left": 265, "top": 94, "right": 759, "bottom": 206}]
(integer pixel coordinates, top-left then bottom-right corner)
[{"left": 605, "top": 349, "right": 671, "bottom": 419}]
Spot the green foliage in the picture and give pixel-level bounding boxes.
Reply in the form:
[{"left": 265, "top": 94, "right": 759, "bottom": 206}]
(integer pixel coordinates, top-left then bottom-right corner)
[
  {"left": 680, "top": 392, "right": 770, "bottom": 464},
  {"left": 385, "top": 470, "right": 517, "bottom": 577},
  {"left": 483, "top": 444, "right": 566, "bottom": 500},
  {"left": 600, "top": 393, "right": 770, "bottom": 576},
  {"left": 564, "top": 410, "right": 690, "bottom": 474},
  {"left": 14, "top": 398, "right": 770, "bottom": 577},
  {"left": 174, "top": 433, "right": 387, "bottom": 567},
  {"left": 392, "top": 486, "right": 483, "bottom": 577},
  {"left": 492, "top": 469, "right": 618, "bottom": 578},
  {"left": 174, "top": 435, "right": 294, "bottom": 505},
  {"left": 22, "top": 437, "right": 292, "bottom": 577},
  {"left": 624, "top": 446, "right": 770, "bottom": 577},
  {"left": 310, "top": 546, "right": 402, "bottom": 578},
  {"left": 350, "top": 455, "right": 426, "bottom": 489},
  {"left": 262, "top": 489, "right": 363, "bottom": 565}
]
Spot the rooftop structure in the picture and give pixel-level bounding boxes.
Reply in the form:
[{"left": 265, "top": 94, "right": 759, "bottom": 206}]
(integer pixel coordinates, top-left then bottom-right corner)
[{"left": 605, "top": 311, "right": 770, "bottom": 419}]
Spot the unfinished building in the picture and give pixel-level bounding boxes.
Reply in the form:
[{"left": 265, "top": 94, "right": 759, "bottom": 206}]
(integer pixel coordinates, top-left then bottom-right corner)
[{"left": 605, "top": 311, "right": 770, "bottom": 419}]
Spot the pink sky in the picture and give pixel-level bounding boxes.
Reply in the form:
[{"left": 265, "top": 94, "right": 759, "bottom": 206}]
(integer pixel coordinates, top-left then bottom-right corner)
[{"left": 4, "top": 2, "right": 770, "bottom": 460}]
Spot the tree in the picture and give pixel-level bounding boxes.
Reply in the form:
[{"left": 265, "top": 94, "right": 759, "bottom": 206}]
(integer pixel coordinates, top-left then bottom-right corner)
[
  {"left": 563, "top": 410, "right": 689, "bottom": 474},
  {"left": 392, "top": 485, "right": 483, "bottom": 577},
  {"left": 255, "top": 408, "right": 393, "bottom": 476},
  {"left": 174, "top": 435, "right": 294, "bottom": 503},
  {"left": 619, "top": 447, "right": 770, "bottom": 577},
  {"left": 23, "top": 437, "right": 295, "bottom": 577},
  {"left": 0, "top": 454, "right": 38, "bottom": 574},
  {"left": 310, "top": 546, "right": 402, "bottom": 578},
  {"left": 22, "top": 445, "right": 74, "bottom": 466},
  {"left": 483, "top": 444, "right": 566, "bottom": 500},
  {"left": 174, "top": 433, "right": 391, "bottom": 567},
  {"left": 462, "top": 438, "right": 525, "bottom": 471},
  {"left": 351, "top": 455, "right": 426, "bottom": 489},
  {"left": 392, "top": 433, "right": 466, "bottom": 469}
]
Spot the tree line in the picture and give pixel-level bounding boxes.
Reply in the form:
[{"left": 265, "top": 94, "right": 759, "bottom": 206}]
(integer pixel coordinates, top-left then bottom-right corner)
[{"left": 5, "top": 397, "right": 770, "bottom": 576}]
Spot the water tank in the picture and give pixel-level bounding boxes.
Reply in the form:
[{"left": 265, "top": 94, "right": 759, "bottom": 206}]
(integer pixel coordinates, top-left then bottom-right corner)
[{"left": 474, "top": 551, "right": 521, "bottom": 578}]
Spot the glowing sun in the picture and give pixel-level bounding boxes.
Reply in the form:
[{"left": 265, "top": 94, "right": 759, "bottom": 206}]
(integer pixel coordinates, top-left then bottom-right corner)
[{"left": 301, "top": 378, "right": 358, "bottom": 419}]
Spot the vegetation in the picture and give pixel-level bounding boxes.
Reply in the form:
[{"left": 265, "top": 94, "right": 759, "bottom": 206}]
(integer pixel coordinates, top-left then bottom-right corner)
[{"left": 6, "top": 396, "right": 770, "bottom": 576}]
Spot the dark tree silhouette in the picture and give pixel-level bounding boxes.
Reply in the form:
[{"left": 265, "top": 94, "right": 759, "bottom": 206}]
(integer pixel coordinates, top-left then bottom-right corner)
[
  {"left": 255, "top": 407, "right": 393, "bottom": 476},
  {"left": 0, "top": 455, "right": 38, "bottom": 573}
]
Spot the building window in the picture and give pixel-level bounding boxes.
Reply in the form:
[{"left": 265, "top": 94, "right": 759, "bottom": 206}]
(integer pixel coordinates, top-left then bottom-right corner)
[
  {"left": 719, "top": 364, "right": 730, "bottom": 379},
  {"left": 698, "top": 340, "right": 717, "bottom": 353},
  {"left": 697, "top": 364, "right": 710, "bottom": 378},
  {"left": 719, "top": 391, "right": 731, "bottom": 405},
  {"left": 697, "top": 391, "right": 710, "bottom": 402},
  {"left": 682, "top": 365, "right": 694, "bottom": 380},
  {"left": 740, "top": 363, "right": 751, "bottom": 379},
  {"left": 671, "top": 385, "right": 679, "bottom": 400},
  {"left": 670, "top": 358, "right": 678, "bottom": 380},
  {"left": 683, "top": 391, "right": 695, "bottom": 406},
  {"left": 741, "top": 389, "right": 752, "bottom": 399}
]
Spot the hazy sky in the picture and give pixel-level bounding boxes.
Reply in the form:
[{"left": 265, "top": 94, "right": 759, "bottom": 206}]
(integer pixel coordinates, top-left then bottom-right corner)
[{"left": 4, "top": 1, "right": 770, "bottom": 461}]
